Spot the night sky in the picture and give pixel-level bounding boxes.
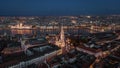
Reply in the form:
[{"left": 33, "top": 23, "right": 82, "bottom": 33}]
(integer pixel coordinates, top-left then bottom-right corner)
[{"left": 0, "top": 0, "right": 120, "bottom": 16}]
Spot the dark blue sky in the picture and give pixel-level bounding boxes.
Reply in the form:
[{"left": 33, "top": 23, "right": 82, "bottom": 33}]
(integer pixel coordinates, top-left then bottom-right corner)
[{"left": 0, "top": 0, "right": 120, "bottom": 16}]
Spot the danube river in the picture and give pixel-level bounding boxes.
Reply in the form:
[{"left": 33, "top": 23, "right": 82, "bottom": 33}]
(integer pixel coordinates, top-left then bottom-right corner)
[{"left": 0, "top": 28, "right": 90, "bottom": 36}]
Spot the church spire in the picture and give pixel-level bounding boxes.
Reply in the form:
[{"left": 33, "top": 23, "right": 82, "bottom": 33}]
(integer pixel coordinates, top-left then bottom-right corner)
[{"left": 60, "top": 26, "right": 65, "bottom": 47}]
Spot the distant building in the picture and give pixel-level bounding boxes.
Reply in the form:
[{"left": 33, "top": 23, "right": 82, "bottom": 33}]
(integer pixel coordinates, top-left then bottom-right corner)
[{"left": 9, "top": 23, "right": 32, "bottom": 29}]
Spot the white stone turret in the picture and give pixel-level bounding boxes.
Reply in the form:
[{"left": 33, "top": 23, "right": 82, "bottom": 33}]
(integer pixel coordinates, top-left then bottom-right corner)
[
  {"left": 4, "top": 32, "right": 7, "bottom": 36},
  {"left": 21, "top": 39, "right": 27, "bottom": 52}
]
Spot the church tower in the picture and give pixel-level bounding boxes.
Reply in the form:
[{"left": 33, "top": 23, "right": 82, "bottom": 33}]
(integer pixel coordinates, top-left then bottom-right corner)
[
  {"left": 55, "top": 26, "right": 65, "bottom": 48},
  {"left": 60, "top": 26, "right": 65, "bottom": 47},
  {"left": 55, "top": 25, "right": 70, "bottom": 54}
]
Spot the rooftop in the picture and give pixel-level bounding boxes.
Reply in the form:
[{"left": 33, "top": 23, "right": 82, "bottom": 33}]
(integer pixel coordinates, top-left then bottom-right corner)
[
  {"left": 42, "top": 49, "right": 96, "bottom": 68},
  {"left": 0, "top": 43, "right": 60, "bottom": 68}
]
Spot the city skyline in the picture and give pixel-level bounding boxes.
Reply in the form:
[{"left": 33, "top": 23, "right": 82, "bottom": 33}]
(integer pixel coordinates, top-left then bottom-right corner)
[
  {"left": 0, "top": 0, "right": 120, "bottom": 16},
  {"left": 0, "top": 0, "right": 120, "bottom": 68}
]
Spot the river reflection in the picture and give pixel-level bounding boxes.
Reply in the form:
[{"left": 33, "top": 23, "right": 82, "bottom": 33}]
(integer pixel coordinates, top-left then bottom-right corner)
[
  {"left": 11, "top": 29, "right": 33, "bottom": 35},
  {"left": 0, "top": 28, "right": 89, "bottom": 36},
  {"left": 0, "top": 29, "right": 37, "bottom": 35}
]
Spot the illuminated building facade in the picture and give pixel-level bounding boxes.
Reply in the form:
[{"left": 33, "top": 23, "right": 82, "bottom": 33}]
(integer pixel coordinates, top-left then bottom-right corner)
[{"left": 10, "top": 23, "right": 32, "bottom": 29}]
